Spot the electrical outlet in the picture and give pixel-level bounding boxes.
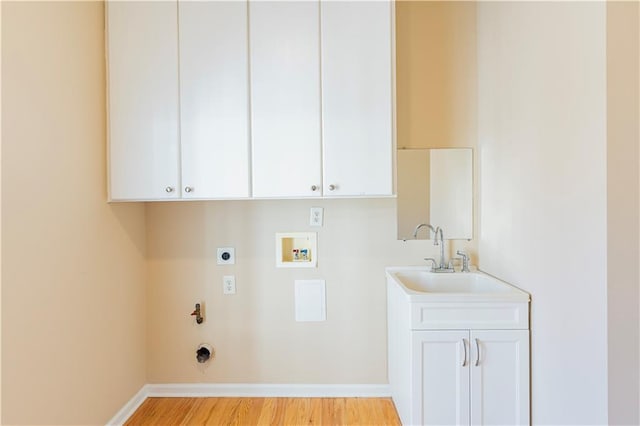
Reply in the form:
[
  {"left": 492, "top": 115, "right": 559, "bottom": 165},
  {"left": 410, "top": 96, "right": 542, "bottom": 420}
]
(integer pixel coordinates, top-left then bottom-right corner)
[
  {"left": 217, "top": 247, "right": 235, "bottom": 265},
  {"left": 223, "top": 275, "right": 236, "bottom": 294},
  {"left": 309, "top": 207, "right": 323, "bottom": 227}
]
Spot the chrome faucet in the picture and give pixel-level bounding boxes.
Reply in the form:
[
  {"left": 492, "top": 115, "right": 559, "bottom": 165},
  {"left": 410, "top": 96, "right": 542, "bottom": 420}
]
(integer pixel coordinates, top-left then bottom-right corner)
[
  {"left": 412, "top": 223, "right": 436, "bottom": 239},
  {"left": 412, "top": 224, "right": 454, "bottom": 273},
  {"left": 433, "top": 227, "right": 454, "bottom": 273}
]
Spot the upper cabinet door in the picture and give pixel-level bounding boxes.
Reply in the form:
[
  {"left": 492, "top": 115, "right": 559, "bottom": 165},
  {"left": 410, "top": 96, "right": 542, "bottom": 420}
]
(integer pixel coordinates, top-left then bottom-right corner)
[
  {"left": 107, "top": 1, "right": 180, "bottom": 200},
  {"left": 320, "top": 1, "right": 394, "bottom": 196},
  {"left": 249, "top": 1, "right": 322, "bottom": 198},
  {"left": 179, "top": 1, "right": 250, "bottom": 199}
]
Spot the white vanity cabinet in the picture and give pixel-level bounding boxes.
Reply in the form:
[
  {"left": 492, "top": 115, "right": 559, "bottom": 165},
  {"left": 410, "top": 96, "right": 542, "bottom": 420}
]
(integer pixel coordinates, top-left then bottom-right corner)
[
  {"left": 469, "top": 330, "right": 530, "bottom": 425},
  {"left": 386, "top": 268, "right": 531, "bottom": 426},
  {"left": 412, "top": 330, "right": 530, "bottom": 426}
]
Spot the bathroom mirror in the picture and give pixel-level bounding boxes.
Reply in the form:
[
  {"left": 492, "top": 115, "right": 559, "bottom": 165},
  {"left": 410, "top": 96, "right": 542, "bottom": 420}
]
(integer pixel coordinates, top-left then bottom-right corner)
[{"left": 397, "top": 148, "right": 473, "bottom": 240}]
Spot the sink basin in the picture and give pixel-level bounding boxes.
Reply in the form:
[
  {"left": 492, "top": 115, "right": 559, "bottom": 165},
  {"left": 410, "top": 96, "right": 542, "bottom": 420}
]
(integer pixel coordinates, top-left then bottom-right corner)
[
  {"left": 386, "top": 267, "right": 529, "bottom": 302},
  {"left": 394, "top": 270, "right": 512, "bottom": 293}
]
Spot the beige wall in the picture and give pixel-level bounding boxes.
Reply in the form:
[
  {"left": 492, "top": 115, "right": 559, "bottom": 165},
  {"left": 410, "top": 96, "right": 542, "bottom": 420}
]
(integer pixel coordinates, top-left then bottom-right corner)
[
  {"left": 1, "top": 1, "right": 3, "bottom": 421},
  {"left": 1, "top": 2, "right": 147, "bottom": 424},
  {"left": 396, "top": 0, "right": 476, "bottom": 150},
  {"left": 477, "top": 2, "right": 609, "bottom": 424},
  {"left": 145, "top": 2, "right": 480, "bottom": 383},
  {"left": 606, "top": 2, "right": 640, "bottom": 424},
  {"left": 146, "top": 199, "right": 442, "bottom": 383},
  {"left": 3, "top": 1, "right": 637, "bottom": 424},
  {"left": 395, "top": 1, "right": 479, "bottom": 260}
]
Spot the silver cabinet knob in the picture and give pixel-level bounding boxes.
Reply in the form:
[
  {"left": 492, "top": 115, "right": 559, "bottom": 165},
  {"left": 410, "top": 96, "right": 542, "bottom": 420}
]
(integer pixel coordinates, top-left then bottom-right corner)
[
  {"left": 311, "top": 185, "right": 318, "bottom": 192},
  {"left": 328, "top": 184, "right": 337, "bottom": 191},
  {"left": 165, "top": 186, "right": 174, "bottom": 193},
  {"left": 184, "top": 186, "right": 193, "bottom": 193}
]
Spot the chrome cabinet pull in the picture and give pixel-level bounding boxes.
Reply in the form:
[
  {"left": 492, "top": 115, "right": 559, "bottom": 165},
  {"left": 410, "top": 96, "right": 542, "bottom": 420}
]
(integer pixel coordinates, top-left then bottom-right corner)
[
  {"left": 165, "top": 186, "right": 174, "bottom": 193},
  {"left": 311, "top": 185, "right": 318, "bottom": 192},
  {"left": 184, "top": 186, "right": 193, "bottom": 193},
  {"left": 462, "top": 339, "right": 468, "bottom": 367},
  {"left": 475, "top": 338, "right": 480, "bottom": 366},
  {"left": 328, "top": 184, "right": 336, "bottom": 191}
]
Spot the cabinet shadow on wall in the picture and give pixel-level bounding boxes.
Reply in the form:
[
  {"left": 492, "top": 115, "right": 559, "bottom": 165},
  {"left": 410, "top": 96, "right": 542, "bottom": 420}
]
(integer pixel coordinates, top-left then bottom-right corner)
[{"left": 397, "top": 148, "right": 473, "bottom": 241}]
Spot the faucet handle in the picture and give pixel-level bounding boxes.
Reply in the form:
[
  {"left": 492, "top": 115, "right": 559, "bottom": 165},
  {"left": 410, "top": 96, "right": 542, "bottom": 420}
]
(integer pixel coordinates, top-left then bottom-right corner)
[
  {"left": 424, "top": 258, "right": 438, "bottom": 270},
  {"left": 456, "top": 251, "right": 470, "bottom": 273}
]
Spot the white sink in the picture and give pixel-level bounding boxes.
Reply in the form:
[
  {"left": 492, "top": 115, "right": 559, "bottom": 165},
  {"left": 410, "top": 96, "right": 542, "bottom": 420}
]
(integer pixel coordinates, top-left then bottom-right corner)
[
  {"left": 386, "top": 266, "right": 529, "bottom": 302},
  {"left": 386, "top": 266, "right": 531, "bottom": 426}
]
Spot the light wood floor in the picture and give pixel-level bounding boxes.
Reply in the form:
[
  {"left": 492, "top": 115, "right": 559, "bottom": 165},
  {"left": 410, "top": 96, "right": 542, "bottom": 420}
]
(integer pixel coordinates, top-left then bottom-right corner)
[{"left": 125, "top": 397, "right": 402, "bottom": 425}]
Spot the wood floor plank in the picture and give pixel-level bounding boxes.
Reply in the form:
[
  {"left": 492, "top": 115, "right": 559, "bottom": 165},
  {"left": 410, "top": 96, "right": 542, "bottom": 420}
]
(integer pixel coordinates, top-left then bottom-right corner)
[
  {"left": 126, "top": 397, "right": 196, "bottom": 426},
  {"left": 256, "top": 397, "right": 287, "bottom": 425},
  {"left": 179, "top": 398, "right": 220, "bottom": 425},
  {"left": 380, "top": 398, "right": 402, "bottom": 425},
  {"left": 210, "top": 397, "right": 243, "bottom": 425},
  {"left": 160, "top": 398, "right": 197, "bottom": 425},
  {"left": 356, "top": 398, "right": 375, "bottom": 426},
  {"left": 308, "top": 397, "right": 323, "bottom": 425},
  {"left": 283, "top": 397, "right": 306, "bottom": 426},
  {"left": 366, "top": 397, "right": 384, "bottom": 424},
  {"left": 124, "top": 397, "right": 161, "bottom": 426},
  {"left": 345, "top": 397, "right": 361, "bottom": 425},
  {"left": 322, "top": 397, "right": 345, "bottom": 425},
  {"left": 233, "top": 397, "right": 264, "bottom": 425},
  {"left": 125, "top": 396, "right": 401, "bottom": 426}
]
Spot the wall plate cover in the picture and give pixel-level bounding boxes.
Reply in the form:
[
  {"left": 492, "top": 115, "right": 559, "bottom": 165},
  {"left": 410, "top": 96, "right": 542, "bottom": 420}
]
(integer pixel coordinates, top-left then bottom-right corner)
[
  {"left": 295, "top": 279, "right": 326, "bottom": 322},
  {"left": 309, "top": 207, "right": 324, "bottom": 227},
  {"left": 223, "top": 275, "right": 236, "bottom": 294},
  {"left": 217, "top": 247, "right": 235, "bottom": 265}
]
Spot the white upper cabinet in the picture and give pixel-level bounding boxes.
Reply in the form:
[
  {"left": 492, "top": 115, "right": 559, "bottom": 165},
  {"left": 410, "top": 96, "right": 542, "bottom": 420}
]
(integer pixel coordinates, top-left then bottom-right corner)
[
  {"left": 249, "top": 1, "right": 322, "bottom": 198},
  {"left": 179, "top": 1, "right": 250, "bottom": 199},
  {"left": 320, "top": 0, "right": 394, "bottom": 196},
  {"left": 107, "top": 1, "right": 180, "bottom": 200},
  {"left": 107, "top": 0, "right": 394, "bottom": 201}
]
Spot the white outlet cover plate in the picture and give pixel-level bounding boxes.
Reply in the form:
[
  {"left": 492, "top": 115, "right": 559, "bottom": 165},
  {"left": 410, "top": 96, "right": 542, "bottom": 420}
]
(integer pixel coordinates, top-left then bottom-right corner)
[
  {"left": 217, "top": 247, "right": 235, "bottom": 265},
  {"left": 309, "top": 207, "right": 324, "bottom": 227},
  {"left": 223, "top": 275, "right": 236, "bottom": 294}
]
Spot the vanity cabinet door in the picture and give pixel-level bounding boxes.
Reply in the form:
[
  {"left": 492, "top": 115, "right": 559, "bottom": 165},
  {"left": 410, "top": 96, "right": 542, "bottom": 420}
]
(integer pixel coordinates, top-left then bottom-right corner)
[
  {"left": 107, "top": 1, "right": 180, "bottom": 201},
  {"left": 412, "top": 331, "right": 471, "bottom": 426},
  {"left": 178, "top": 1, "right": 250, "bottom": 199},
  {"left": 249, "top": 1, "right": 322, "bottom": 198},
  {"left": 470, "top": 330, "right": 530, "bottom": 426},
  {"left": 320, "top": 0, "right": 394, "bottom": 196}
]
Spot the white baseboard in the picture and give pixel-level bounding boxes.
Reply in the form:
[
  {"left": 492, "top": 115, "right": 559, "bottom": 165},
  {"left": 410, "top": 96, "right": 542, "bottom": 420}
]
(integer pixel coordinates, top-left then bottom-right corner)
[
  {"left": 106, "top": 384, "right": 149, "bottom": 426},
  {"left": 146, "top": 383, "right": 391, "bottom": 398},
  {"left": 107, "top": 383, "right": 391, "bottom": 424}
]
